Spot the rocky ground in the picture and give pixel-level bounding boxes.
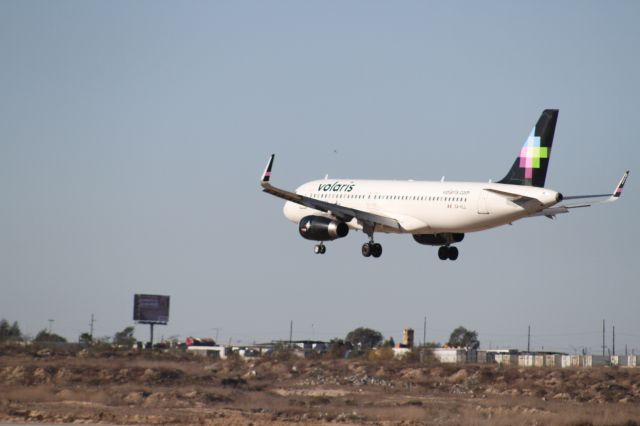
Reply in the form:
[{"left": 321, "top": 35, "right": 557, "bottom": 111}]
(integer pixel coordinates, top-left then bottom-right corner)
[{"left": 1, "top": 347, "right": 640, "bottom": 425}]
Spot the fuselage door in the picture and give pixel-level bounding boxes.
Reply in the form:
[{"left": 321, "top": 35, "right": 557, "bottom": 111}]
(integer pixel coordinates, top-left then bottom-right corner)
[{"left": 477, "top": 190, "right": 490, "bottom": 215}]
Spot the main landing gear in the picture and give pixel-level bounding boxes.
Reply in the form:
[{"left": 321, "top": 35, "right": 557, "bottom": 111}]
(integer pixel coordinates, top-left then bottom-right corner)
[
  {"left": 313, "top": 241, "right": 382, "bottom": 257},
  {"left": 361, "top": 224, "right": 382, "bottom": 258},
  {"left": 438, "top": 246, "right": 459, "bottom": 261},
  {"left": 362, "top": 241, "right": 382, "bottom": 258}
]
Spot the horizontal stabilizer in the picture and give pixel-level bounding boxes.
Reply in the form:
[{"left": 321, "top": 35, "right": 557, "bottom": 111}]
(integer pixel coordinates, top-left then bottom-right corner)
[
  {"left": 561, "top": 171, "right": 629, "bottom": 206},
  {"left": 538, "top": 171, "right": 630, "bottom": 216}
]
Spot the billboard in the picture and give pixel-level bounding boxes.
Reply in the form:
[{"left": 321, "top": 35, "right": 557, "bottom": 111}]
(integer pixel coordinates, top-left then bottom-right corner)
[{"left": 133, "top": 294, "right": 170, "bottom": 324}]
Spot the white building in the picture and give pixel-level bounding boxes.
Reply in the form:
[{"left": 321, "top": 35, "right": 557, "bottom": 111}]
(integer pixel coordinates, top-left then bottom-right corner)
[{"left": 432, "top": 348, "right": 476, "bottom": 364}]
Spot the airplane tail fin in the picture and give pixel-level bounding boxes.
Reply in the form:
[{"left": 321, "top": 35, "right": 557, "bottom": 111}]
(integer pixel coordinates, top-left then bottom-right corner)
[{"left": 498, "top": 109, "right": 558, "bottom": 187}]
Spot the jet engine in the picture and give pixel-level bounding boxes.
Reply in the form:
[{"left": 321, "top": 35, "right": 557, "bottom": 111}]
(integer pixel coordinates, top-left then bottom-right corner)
[
  {"left": 298, "top": 216, "right": 349, "bottom": 241},
  {"left": 412, "top": 233, "right": 464, "bottom": 246}
]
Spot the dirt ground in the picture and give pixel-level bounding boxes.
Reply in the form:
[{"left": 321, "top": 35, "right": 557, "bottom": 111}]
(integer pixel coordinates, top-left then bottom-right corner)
[{"left": 1, "top": 347, "right": 640, "bottom": 425}]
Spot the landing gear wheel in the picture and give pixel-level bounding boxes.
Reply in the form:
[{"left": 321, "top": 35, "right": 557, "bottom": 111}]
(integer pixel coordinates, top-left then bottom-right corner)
[
  {"left": 314, "top": 244, "right": 326, "bottom": 255},
  {"left": 448, "top": 246, "right": 459, "bottom": 261},
  {"left": 371, "top": 243, "right": 382, "bottom": 258},
  {"left": 320, "top": 245, "right": 326, "bottom": 254},
  {"left": 361, "top": 243, "right": 372, "bottom": 257},
  {"left": 438, "top": 246, "right": 449, "bottom": 260}
]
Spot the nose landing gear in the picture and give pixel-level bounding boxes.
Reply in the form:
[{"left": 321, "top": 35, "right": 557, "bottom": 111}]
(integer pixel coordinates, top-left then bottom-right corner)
[{"left": 314, "top": 243, "right": 326, "bottom": 254}]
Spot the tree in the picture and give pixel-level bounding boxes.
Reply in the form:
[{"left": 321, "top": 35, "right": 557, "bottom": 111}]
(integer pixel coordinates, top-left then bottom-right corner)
[
  {"left": 327, "top": 338, "right": 351, "bottom": 358},
  {"left": 113, "top": 326, "right": 136, "bottom": 347},
  {"left": 9, "top": 321, "right": 22, "bottom": 341},
  {"left": 345, "top": 327, "right": 383, "bottom": 350},
  {"left": 79, "top": 332, "right": 93, "bottom": 345},
  {"left": 0, "top": 319, "right": 9, "bottom": 342},
  {"left": 34, "top": 329, "right": 67, "bottom": 343},
  {"left": 448, "top": 326, "right": 479, "bottom": 350}
]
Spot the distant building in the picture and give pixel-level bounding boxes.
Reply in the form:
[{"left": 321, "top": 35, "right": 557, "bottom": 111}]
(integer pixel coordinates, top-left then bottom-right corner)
[
  {"left": 402, "top": 328, "right": 414, "bottom": 348},
  {"left": 432, "top": 347, "right": 477, "bottom": 364},
  {"left": 392, "top": 347, "right": 411, "bottom": 358},
  {"left": 269, "top": 340, "right": 329, "bottom": 357},
  {"left": 186, "top": 344, "right": 227, "bottom": 358}
]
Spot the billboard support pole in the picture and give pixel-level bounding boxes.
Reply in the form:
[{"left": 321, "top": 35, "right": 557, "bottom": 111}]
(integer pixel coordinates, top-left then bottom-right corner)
[{"left": 149, "top": 323, "right": 154, "bottom": 350}]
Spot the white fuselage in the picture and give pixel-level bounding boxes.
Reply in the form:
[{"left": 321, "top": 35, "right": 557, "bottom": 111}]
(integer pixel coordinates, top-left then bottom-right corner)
[{"left": 283, "top": 179, "right": 561, "bottom": 235}]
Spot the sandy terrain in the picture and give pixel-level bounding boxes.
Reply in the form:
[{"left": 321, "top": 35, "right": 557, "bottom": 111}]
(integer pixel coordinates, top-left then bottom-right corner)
[{"left": 1, "top": 347, "right": 639, "bottom": 425}]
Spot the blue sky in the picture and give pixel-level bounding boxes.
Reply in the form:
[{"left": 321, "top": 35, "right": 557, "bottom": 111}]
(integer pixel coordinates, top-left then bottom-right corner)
[{"left": 1, "top": 1, "right": 638, "bottom": 354}]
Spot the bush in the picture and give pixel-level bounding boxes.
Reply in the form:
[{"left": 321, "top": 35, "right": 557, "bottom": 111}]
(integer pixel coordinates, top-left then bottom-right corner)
[
  {"left": 326, "top": 338, "right": 351, "bottom": 359},
  {"left": 368, "top": 347, "right": 394, "bottom": 362},
  {"left": 34, "top": 329, "right": 67, "bottom": 343}
]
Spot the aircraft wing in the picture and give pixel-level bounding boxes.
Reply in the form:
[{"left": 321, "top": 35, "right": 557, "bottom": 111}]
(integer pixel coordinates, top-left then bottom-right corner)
[
  {"left": 260, "top": 154, "right": 401, "bottom": 230},
  {"left": 533, "top": 171, "right": 629, "bottom": 218}
]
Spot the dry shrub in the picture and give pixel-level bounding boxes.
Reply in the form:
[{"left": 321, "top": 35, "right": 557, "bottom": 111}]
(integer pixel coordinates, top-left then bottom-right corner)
[
  {"left": 309, "top": 396, "right": 331, "bottom": 406},
  {"left": 367, "top": 347, "right": 394, "bottom": 362},
  {"left": 3, "top": 385, "right": 56, "bottom": 403},
  {"left": 401, "top": 350, "right": 420, "bottom": 363}
]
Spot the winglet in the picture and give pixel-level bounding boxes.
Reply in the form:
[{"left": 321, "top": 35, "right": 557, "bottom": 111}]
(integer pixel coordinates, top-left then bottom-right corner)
[
  {"left": 611, "top": 170, "right": 629, "bottom": 200},
  {"left": 261, "top": 154, "right": 275, "bottom": 185}
]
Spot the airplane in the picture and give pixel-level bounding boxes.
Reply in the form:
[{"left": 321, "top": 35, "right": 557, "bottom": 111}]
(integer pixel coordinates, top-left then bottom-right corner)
[{"left": 260, "top": 109, "right": 628, "bottom": 260}]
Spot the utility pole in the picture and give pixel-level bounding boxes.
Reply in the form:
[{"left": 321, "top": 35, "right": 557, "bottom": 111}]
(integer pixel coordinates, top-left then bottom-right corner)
[
  {"left": 613, "top": 325, "right": 616, "bottom": 356},
  {"left": 48, "top": 319, "right": 54, "bottom": 334},
  {"left": 625, "top": 344, "right": 628, "bottom": 356},
  {"left": 602, "top": 319, "right": 605, "bottom": 356},
  {"left": 423, "top": 316, "right": 427, "bottom": 347},
  {"left": 527, "top": 325, "right": 531, "bottom": 352},
  {"left": 89, "top": 314, "right": 95, "bottom": 339},
  {"left": 289, "top": 320, "right": 293, "bottom": 347}
]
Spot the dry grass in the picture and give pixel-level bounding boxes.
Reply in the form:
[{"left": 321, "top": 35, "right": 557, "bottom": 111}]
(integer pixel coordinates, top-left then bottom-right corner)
[{"left": 1, "top": 349, "right": 640, "bottom": 425}]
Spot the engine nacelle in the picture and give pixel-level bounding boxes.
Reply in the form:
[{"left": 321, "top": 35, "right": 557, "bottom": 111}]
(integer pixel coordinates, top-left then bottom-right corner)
[
  {"left": 413, "top": 233, "right": 464, "bottom": 246},
  {"left": 299, "top": 216, "right": 349, "bottom": 241}
]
